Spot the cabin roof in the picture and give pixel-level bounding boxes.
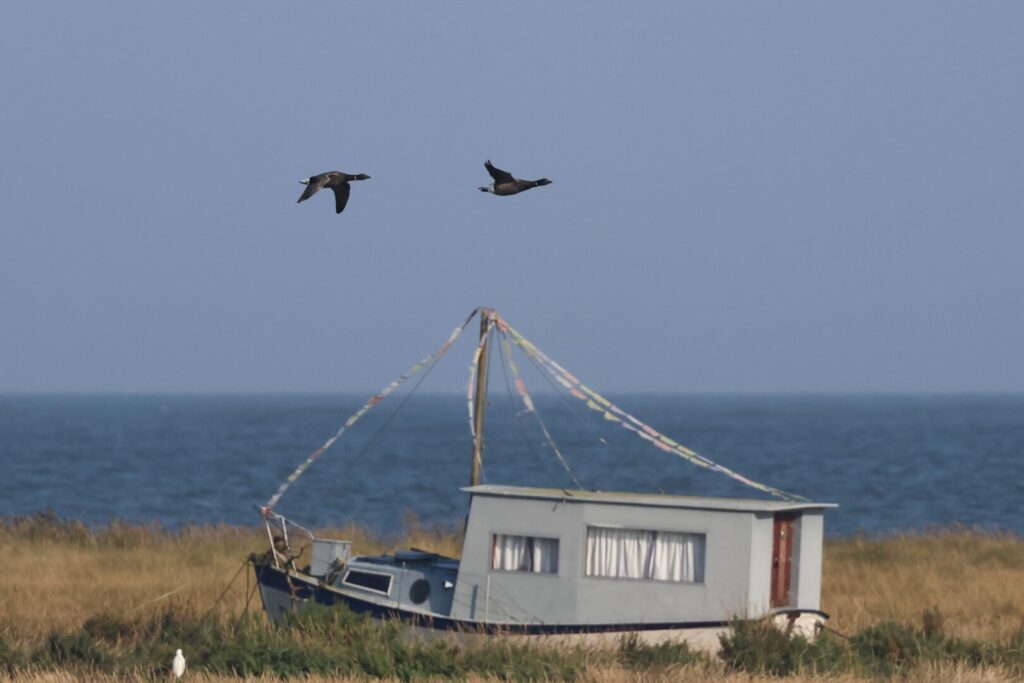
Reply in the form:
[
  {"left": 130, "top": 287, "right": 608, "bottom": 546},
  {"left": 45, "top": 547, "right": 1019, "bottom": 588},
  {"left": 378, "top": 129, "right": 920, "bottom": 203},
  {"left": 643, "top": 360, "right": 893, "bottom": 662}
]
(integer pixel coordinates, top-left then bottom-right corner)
[{"left": 462, "top": 484, "right": 837, "bottom": 513}]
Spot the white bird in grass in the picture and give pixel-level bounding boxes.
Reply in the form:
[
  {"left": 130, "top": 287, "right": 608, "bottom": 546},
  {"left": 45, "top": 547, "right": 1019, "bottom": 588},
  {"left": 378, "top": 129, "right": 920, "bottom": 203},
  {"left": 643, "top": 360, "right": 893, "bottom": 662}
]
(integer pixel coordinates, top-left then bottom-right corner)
[{"left": 172, "top": 648, "right": 186, "bottom": 679}]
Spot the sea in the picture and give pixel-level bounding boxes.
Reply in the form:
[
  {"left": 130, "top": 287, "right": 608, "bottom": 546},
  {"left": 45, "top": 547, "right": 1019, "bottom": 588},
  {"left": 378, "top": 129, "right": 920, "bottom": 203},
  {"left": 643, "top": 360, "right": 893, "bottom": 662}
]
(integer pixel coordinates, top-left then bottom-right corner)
[{"left": 2, "top": 394, "right": 1022, "bottom": 537}]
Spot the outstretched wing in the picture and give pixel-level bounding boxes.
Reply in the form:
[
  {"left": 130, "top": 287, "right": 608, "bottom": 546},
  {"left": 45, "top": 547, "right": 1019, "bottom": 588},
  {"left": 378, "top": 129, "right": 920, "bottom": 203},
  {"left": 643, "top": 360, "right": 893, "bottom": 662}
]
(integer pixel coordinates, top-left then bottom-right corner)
[
  {"left": 297, "top": 175, "right": 328, "bottom": 203},
  {"left": 484, "top": 160, "right": 514, "bottom": 183},
  {"left": 332, "top": 183, "right": 351, "bottom": 214}
]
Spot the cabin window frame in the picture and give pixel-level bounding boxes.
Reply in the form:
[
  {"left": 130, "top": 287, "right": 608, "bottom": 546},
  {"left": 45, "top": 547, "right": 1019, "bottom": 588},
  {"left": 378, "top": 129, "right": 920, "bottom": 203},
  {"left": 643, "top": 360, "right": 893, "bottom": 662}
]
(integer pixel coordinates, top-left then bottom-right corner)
[
  {"left": 582, "top": 524, "right": 707, "bottom": 585},
  {"left": 340, "top": 568, "right": 394, "bottom": 596},
  {"left": 489, "top": 532, "right": 560, "bottom": 576}
]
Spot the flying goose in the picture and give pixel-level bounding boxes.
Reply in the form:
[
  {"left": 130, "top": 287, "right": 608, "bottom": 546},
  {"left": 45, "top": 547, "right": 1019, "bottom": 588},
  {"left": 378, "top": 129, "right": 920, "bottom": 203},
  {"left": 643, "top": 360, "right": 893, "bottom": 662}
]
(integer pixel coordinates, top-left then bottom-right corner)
[
  {"left": 297, "top": 171, "right": 371, "bottom": 214},
  {"left": 479, "top": 160, "right": 552, "bottom": 196}
]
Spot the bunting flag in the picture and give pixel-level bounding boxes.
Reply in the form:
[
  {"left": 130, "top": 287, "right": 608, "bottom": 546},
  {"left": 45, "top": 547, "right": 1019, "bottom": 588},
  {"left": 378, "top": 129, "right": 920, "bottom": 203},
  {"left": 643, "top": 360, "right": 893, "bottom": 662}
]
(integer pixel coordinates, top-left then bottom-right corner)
[
  {"left": 496, "top": 313, "right": 807, "bottom": 502},
  {"left": 465, "top": 315, "right": 495, "bottom": 442},
  {"left": 263, "top": 309, "right": 479, "bottom": 513},
  {"left": 264, "top": 306, "right": 806, "bottom": 516},
  {"left": 499, "top": 333, "right": 580, "bottom": 487}
]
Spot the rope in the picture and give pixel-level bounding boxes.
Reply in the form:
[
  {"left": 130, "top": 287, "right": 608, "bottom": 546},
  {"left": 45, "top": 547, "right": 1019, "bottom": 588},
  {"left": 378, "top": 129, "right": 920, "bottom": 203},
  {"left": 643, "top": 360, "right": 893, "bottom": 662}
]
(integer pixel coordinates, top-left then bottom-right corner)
[
  {"left": 124, "top": 584, "right": 188, "bottom": 615},
  {"left": 496, "top": 313, "right": 807, "bottom": 502},
  {"left": 329, "top": 338, "right": 450, "bottom": 488},
  {"left": 262, "top": 305, "right": 806, "bottom": 519},
  {"left": 516, "top": 331, "right": 620, "bottom": 455},
  {"left": 818, "top": 622, "right": 851, "bottom": 640},
  {"left": 263, "top": 308, "right": 479, "bottom": 513},
  {"left": 244, "top": 574, "right": 259, "bottom": 615},
  {"left": 499, "top": 331, "right": 582, "bottom": 488},
  {"left": 207, "top": 559, "right": 249, "bottom": 615},
  {"left": 496, "top": 329, "right": 566, "bottom": 488}
]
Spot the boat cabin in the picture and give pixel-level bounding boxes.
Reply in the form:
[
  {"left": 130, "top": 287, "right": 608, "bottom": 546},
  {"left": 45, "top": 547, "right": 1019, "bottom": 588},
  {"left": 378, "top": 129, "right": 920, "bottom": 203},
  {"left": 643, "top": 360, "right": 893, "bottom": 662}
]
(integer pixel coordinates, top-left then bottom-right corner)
[{"left": 452, "top": 485, "right": 834, "bottom": 626}]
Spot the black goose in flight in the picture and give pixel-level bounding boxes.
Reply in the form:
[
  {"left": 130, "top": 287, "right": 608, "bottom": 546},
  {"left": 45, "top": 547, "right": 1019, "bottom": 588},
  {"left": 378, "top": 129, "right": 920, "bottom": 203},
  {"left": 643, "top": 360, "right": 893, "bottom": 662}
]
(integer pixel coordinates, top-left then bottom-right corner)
[
  {"left": 479, "top": 161, "right": 551, "bottom": 196},
  {"left": 297, "top": 171, "right": 371, "bottom": 214}
]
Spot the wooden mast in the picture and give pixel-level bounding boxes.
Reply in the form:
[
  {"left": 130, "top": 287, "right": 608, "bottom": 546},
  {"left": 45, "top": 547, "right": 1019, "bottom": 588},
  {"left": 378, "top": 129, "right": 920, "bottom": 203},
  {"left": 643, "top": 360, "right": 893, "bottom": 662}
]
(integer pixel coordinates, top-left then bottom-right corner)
[{"left": 471, "top": 308, "right": 492, "bottom": 487}]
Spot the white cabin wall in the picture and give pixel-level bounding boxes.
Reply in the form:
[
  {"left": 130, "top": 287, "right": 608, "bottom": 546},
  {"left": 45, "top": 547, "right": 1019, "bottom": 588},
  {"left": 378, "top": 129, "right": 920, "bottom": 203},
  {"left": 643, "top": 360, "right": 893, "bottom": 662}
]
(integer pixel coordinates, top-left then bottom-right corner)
[
  {"left": 452, "top": 493, "right": 772, "bottom": 625},
  {"left": 451, "top": 494, "right": 584, "bottom": 622},
  {"left": 573, "top": 502, "right": 756, "bottom": 624},
  {"left": 793, "top": 510, "right": 824, "bottom": 611},
  {"left": 748, "top": 513, "right": 775, "bottom": 615}
]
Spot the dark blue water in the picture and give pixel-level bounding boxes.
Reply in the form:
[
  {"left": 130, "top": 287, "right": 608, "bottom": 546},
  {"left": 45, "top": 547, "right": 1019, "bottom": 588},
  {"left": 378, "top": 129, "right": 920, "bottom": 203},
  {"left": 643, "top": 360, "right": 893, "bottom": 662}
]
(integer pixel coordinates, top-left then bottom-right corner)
[{"left": 2, "top": 394, "right": 1022, "bottom": 537}]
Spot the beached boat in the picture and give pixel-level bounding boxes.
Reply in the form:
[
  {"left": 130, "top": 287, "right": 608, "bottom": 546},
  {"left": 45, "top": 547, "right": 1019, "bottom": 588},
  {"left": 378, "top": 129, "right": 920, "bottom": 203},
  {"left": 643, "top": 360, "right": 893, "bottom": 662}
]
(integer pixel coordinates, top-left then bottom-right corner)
[{"left": 252, "top": 308, "right": 836, "bottom": 649}]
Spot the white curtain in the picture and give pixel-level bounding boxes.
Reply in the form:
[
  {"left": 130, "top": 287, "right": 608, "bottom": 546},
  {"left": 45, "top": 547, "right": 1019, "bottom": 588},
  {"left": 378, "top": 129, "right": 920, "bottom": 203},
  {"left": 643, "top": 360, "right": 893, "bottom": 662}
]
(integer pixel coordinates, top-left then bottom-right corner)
[
  {"left": 585, "top": 527, "right": 704, "bottom": 583},
  {"left": 492, "top": 534, "right": 559, "bottom": 574}
]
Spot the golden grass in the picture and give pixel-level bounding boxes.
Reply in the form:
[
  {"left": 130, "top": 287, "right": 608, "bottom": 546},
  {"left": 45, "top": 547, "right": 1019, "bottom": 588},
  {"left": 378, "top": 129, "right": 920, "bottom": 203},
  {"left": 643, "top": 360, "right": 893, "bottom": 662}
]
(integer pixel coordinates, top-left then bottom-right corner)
[
  {"left": 1, "top": 516, "right": 1021, "bottom": 681},
  {"left": 822, "top": 530, "right": 1024, "bottom": 641},
  {"left": 0, "top": 515, "right": 461, "bottom": 642}
]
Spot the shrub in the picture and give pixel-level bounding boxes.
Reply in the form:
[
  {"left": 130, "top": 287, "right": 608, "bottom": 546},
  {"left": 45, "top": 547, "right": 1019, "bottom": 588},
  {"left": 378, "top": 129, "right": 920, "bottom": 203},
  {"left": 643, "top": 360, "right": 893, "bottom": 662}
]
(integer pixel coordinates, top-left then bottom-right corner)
[
  {"left": 849, "top": 621, "right": 923, "bottom": 673},
  {"left": 42, "top": 631, "right": 109, "bottom": 668},
  {"left": 616, "top": 633, "right": 703, "bottom": 671},
  {"left": 0, "top": 626, "right": 25, "bottom": 672},
  {"left": 718, "top": 619, "right": 847, "bottom": 676}
]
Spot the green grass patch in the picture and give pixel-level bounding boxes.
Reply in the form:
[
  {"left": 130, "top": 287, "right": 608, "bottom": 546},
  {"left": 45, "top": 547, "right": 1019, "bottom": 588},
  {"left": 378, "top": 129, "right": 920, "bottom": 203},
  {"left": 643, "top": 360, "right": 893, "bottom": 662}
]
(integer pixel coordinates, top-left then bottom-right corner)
[
  {"left": 718, "top": 609, "right": 1024, "bottom": 678},
  {"left": 4, "top": 602, "right": 1024, "bottom": 680},
  {"left": 3, "top": 604, "right": 640, "bottom": 681}
]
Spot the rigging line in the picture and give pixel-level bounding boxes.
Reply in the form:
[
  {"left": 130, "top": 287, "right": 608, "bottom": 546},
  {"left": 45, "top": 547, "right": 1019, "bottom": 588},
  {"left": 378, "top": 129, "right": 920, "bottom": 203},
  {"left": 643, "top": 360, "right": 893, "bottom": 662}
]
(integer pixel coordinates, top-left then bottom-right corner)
[
  {"left": 264, "top": 308, "right": 480, "bottom": 512},
  {"left": 328, "top": 344, "right": 449, "bottom": 494},
  {"left": 499, "top": 331, "right": 583, "bottom": 489},
  {"left": 503, "top": 319, "right": 806, "bottom": 502},
  {"left": 495, "top": 328, "right": 565, "bottom": 490},
  {"left": 515, "top": 335, "right": 631, "bottom": 463}
]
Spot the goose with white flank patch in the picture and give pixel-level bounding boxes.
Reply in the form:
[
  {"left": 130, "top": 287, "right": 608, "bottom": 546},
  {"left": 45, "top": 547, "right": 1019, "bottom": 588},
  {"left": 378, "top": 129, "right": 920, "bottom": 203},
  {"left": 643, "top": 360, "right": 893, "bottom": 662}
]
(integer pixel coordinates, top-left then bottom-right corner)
[
  {"left": 478, "top": 160, "right": 551, "bottom": 196},
  {"left": 297, "top": 171, "right": 371, "bottom": 214}
]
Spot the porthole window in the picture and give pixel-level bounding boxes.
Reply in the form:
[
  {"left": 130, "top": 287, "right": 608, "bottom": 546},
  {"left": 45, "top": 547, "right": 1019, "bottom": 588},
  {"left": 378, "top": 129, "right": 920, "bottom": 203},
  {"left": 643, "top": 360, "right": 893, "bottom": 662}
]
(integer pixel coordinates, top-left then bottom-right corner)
[{"left": 409, "top": 578, "right": 431, "bottom": 604}]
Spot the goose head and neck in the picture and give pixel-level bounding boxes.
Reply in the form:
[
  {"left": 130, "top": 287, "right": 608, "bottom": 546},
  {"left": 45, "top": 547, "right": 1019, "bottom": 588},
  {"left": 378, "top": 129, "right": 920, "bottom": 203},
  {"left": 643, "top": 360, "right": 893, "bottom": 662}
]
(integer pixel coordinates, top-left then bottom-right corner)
[{"left": 479, "top": 184, "right": 495, "bottom": 193}]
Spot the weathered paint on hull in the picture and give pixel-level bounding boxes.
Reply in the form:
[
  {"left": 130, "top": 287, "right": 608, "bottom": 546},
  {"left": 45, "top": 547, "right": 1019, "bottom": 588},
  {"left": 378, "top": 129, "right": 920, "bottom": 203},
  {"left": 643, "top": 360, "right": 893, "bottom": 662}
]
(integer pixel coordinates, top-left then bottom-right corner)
[{"left": 253, "top": 564, "right": 824, "bottom": 652}]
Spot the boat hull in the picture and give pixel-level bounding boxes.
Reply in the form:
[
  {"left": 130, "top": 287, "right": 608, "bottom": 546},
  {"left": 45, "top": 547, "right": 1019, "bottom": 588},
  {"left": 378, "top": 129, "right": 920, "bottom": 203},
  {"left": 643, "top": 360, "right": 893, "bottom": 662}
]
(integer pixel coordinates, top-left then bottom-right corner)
[{"left": 253, "top": 563, "right": 824, "bottom": 651}]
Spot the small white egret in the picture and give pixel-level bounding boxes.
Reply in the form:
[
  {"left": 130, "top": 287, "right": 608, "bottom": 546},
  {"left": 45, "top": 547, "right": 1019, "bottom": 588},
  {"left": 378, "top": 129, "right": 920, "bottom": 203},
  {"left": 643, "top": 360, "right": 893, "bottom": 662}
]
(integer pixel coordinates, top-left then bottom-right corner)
[{"left": 172, "top": 648, "right": 186, "bottom": 679}]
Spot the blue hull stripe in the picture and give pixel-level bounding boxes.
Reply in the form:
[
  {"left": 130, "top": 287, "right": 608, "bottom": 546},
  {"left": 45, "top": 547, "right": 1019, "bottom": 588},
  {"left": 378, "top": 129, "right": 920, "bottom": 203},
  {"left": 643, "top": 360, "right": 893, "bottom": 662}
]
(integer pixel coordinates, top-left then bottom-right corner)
[{"left": 254, "top": 564, "right": 825, "bottom": 635}]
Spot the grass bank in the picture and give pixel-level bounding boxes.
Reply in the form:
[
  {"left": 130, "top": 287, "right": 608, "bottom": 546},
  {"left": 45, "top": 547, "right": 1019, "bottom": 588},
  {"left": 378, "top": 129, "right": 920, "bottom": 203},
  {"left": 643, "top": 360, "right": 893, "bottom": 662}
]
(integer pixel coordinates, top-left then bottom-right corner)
[{"left": 1, "top": 514, "right": 1021, "bottom": 681}]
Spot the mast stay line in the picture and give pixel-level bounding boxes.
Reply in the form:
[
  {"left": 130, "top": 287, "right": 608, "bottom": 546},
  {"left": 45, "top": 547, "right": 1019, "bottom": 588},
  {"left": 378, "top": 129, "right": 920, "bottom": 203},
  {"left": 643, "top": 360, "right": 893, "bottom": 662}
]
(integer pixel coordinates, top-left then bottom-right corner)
[
  {"left": 262, "top": 307, "right": 480, "bottom": 514},
  {"left": 263, "top": 307, "right": 805, "bottom": 515}
]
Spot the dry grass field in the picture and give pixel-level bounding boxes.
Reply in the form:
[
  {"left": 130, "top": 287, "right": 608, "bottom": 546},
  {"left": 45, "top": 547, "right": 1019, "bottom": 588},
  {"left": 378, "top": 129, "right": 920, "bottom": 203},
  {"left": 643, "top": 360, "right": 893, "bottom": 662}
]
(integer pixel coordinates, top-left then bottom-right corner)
[
  {"left": 823, "top": 530, "right": 1024, "bottom": 642},
  {"left": 0, "top": 515, "right": 462, "bottom": 642},
  {"left": 1, "top": 515, "right": 1022, "bottom": 681}
]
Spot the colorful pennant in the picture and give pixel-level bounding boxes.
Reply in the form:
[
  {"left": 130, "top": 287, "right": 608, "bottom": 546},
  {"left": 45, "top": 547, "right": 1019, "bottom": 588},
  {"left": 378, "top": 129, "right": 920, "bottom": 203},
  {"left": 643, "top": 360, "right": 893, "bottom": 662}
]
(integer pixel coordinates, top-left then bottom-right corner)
[
  {"left": 496, "top": 313, "right": 807, "bottom": 502},
  {"left": 499, "top": 333, "right": 580, "bottom": 486},
  {"left": 263, "top": 309, "right": 479, "bottom": 513}
]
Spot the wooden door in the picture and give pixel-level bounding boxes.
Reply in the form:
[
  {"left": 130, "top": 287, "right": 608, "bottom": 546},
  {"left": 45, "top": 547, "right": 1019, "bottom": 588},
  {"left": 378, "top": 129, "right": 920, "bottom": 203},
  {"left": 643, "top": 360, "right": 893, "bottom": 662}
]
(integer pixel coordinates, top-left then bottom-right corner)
[{"left": 771, "top": 512, "right": 797, "bottom": 607}]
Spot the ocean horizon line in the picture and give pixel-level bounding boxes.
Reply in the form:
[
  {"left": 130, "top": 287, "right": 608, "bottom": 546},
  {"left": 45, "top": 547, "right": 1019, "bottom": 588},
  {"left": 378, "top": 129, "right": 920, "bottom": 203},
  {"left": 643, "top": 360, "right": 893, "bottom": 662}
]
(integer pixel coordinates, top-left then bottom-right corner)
[{"left": 3, "top": 389, "right": 1024, "bottom": 398}]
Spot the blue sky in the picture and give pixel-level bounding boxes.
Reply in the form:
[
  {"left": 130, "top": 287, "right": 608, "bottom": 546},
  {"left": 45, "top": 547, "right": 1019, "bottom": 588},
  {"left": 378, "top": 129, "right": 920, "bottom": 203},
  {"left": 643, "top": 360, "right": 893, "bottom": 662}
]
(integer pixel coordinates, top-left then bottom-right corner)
[{"left": 1, "top": 3, "right": 1022, "bottom": 393}]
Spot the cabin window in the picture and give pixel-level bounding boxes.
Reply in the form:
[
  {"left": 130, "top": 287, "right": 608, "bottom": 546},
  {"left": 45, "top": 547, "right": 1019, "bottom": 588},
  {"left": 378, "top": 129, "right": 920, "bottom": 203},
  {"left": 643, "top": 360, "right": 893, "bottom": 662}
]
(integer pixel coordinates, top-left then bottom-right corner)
[
  {"left": 585, "top": 527, "right": 705, "bottom": 583},
  {"left": 491, "top": 534, "right": 559, "bottom": 574},
  {"left": 341, "top": 569, "right": 393, "bottom": 595}
]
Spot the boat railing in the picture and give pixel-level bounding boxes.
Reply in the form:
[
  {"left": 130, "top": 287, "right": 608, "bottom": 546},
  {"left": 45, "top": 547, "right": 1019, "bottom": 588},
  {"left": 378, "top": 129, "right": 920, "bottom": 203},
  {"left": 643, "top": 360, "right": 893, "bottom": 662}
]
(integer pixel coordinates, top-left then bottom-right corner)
[
  {"left": 256, "top": 505, "right": 314, "bottom": 570},
  {"left": 256, "top": 506, "right": 351, "bottom": 578}
]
